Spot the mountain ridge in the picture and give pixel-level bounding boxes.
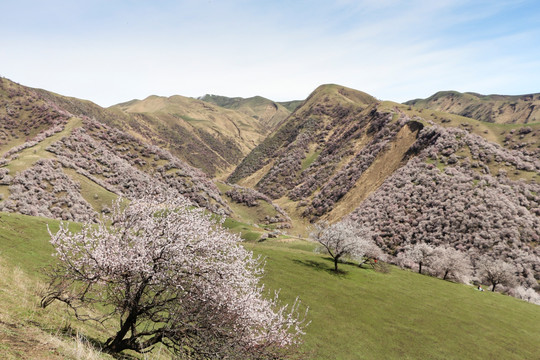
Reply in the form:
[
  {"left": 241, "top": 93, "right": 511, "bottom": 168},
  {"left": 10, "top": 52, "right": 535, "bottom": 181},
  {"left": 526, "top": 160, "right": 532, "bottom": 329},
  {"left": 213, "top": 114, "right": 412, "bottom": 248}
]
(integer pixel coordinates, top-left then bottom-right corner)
[
  {"left": 199, "top": 93, "right": 301, "bottom": 131},
  {"left": 405, "top": 90, "right": 540, "bottom": 124}
]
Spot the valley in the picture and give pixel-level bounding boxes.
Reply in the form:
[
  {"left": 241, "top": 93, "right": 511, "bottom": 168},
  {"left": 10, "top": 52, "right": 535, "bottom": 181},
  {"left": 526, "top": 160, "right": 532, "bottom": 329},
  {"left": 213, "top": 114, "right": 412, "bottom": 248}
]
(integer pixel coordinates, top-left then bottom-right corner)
[{"left": 0, "top": 76, "right": 539, "bottom": 359}]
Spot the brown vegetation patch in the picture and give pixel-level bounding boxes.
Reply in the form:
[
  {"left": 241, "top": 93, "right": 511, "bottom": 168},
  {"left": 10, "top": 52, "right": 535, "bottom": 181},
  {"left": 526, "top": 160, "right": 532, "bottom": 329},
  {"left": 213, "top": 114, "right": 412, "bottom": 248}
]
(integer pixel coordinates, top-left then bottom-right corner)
[{"left": 327, "top": 121, "right": 421, "bottom": 222}]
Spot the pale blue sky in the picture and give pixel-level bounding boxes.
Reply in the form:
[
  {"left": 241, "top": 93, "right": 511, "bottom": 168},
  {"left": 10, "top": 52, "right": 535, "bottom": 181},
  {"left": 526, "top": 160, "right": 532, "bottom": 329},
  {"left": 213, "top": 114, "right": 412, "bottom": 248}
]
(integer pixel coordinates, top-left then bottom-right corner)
[{"left": 1, "top": 0, "right": 539, "bottom": 106}]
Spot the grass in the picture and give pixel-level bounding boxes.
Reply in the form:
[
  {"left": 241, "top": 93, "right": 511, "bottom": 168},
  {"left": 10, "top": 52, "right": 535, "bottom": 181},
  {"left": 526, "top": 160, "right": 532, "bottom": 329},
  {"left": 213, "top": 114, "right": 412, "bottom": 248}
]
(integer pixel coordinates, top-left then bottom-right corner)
[
  {"left": 0, "top": 213, "right": 111, "bottom": 359},
  {"left": 0, "top": 213, "right": 70, "bottom": 275},
  {"left": 1, "top": 212, "right": 539, "bottom": 359},
  {"left": 301, "top": 148, "right": 321, "bottom": 171},
  {"left": 246, "top": 239, "right": 540, "bottom": 360},
  {"left": 222, "top": 217, "right": 263, "bottom": 241},
  {"left": 62, "top": 168, "right": 118, "bottom": 213},
  {"left": 0, "top": 212, "right": 171, "bottom": 359},
  {"left": 5, "top": 117, "right": 82, "bottom": 176},
  {"left": 215, "top": 181, "right": 284, "bottom": 227}
]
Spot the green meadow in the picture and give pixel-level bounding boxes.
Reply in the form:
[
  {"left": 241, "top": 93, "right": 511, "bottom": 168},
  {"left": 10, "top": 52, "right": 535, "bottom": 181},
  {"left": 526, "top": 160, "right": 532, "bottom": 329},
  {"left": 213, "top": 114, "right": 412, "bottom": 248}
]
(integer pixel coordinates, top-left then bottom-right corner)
[{"left": 0, "top": 212, "right": 539, "bottom": 359}]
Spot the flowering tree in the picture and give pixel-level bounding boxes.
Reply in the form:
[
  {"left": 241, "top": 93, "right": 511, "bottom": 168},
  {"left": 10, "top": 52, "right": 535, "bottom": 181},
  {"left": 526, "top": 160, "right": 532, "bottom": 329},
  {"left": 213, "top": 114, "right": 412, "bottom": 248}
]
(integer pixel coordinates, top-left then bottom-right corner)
[
  {"left": 476, "top": 256, "right": 517, "bottom": 292},
  {"left": 430, "top": 246, "right": 472, "bottom": 282},
  {"left": 311, "top": 219, "right": 375, "bottom": 271},
  {"left": 41, "top": 195, "right": 307, "bottom": 358},
  {"left": 510, "top": 286, "right": 540, "bottom": 305},
  {"left": 397, "top": 243, "right": 435, "bottom": 274}
]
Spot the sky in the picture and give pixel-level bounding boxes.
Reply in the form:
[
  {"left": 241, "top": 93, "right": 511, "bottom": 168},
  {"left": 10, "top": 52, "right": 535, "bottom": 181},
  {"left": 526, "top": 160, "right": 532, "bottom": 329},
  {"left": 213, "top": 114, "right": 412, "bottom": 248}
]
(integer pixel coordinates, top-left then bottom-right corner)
[{"left": 1, "top": 0, "right": 540, "bottom": 107}]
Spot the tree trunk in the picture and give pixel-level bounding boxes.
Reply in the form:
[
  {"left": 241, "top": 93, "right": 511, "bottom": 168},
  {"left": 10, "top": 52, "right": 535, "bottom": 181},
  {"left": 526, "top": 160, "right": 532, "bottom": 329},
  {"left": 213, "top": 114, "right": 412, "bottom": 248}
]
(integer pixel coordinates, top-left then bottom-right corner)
[
  {"left": 443, "top": 270, "right": 449, "bottom": 280},
  {"left": 105, "top": 281, "right": 148, "bottom": 353},
  {"left": 491, "top": 283, "right": 497, "bottom": 292},
  {"left": 418, "top": 262, "right": 422, "bottom": 274},
  {"left": 105, "top": 310, "right": 138, "bottom": 353},
  {"left": 334, "top": 257, "right": 339, "bottom": 272}
]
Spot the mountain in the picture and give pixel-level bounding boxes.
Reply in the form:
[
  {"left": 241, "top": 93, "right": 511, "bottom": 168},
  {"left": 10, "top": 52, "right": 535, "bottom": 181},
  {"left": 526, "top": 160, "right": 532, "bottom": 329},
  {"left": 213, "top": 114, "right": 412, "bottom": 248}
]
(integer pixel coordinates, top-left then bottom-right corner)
[
  {"left": 229, "top": 83, "right": 540, "bottom": 222},
  {"left": 1, "top": 77, "right": 539, "bottom": 359},
  {"left": 0, "top": 77, "right": 291, "bottom": 231},
  {"left": 1, "top": 76, "right": 539, "bottom": 290},
  {"left": 200, "top": 94, "right": 302, "bottom": 130},
  {"left": 110, "top": 95, "right": 270, "bottom": 176},
  {"left": 349, "top": 124, "right": 540, "bottom": 287},
  {"left": 33, "top": 88, "right": 270, "bottom": 177},
  {"left": 0, "top": 77, "right": 230, "bottom": 221},
  {"left": 405, "top": 90, "right": 540, "bottom": 124},
  {"left": 228, "top": 84, "right": 540, "bottom": 288},
  {"left": 228, "top": 84, "right": 415, "bottom": 222}
]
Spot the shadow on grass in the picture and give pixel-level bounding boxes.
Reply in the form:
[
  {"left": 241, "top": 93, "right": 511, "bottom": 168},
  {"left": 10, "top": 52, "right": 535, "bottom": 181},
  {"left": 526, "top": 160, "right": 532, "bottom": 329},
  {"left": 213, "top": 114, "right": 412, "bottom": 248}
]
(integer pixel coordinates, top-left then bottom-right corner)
[{"left": 293, "top": 259, "right": 348, "bottom": 277}]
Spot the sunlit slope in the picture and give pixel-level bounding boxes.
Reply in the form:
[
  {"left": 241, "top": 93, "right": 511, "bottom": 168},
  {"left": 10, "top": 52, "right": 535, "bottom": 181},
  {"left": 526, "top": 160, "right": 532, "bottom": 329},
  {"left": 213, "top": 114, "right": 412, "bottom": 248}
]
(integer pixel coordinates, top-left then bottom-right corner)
[
  {"left": 1, "top": 212, "right": 539, "bottom": 360},
  {"left": 34, "top": 83, "right": 269, "bottom": 177},
  {"left": 252, "top": 239, "right": 540, "bottom": 360},
  {"left": 405, "top": 90, "right": 540, "bottom": 124},
  {"left": 228, "top": 84, "right": 419, "bottom": 225},
  {"left": 200, "top": 94, "right": 300, "bottom": 130},
  {"left": 229, "top": 84, "right": 540, "bottom": 231},
  {"left": 112, "top": 94, "right": 269, "bottom": 176},
  {"left": 0, "top": 78, "right": 230, "bottom": 223}
]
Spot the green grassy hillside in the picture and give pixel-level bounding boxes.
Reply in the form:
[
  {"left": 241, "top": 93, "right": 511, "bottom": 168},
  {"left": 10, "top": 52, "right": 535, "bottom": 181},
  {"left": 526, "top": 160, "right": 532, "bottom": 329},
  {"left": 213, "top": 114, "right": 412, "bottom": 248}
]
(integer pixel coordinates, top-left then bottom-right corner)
[
  {"left": 1, "top": 212, "right": 539, "bottom": 359},
  {"left": 253, "top": 240, "right": 540, "bottom": 359}
]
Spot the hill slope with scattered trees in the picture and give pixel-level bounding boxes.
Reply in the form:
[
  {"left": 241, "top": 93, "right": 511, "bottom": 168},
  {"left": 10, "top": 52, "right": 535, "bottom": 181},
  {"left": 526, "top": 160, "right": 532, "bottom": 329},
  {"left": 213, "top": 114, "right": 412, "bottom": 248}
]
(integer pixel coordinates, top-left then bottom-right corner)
[
  {"left": 405, "top": 90, "right": 540, "bottom": 124},
  {"left": 0, "top": 78, "right": 230, "bottom": 222}
]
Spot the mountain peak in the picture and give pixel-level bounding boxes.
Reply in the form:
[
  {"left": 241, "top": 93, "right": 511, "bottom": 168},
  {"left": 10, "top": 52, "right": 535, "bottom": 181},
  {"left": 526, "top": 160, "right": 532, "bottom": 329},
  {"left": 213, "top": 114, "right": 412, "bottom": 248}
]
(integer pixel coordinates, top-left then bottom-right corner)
[{"left": 307, "top": 84, "right": 378, "bottom": 107}]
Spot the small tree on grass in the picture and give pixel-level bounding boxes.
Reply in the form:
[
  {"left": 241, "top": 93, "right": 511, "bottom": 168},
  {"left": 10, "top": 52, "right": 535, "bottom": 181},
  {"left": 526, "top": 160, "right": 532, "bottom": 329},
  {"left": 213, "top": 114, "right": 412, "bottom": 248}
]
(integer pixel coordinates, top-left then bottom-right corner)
[
  {"left": 41, "top": 194, "right": 307, "bottom": 359},
  {"left": 311, "top": 219, "right": 374, "bottom": 272},
  {"left": 476, "top": 256, "right": 517, "bottom": 292},
  {"left": 397, "top": 243, "right": 434, "bottom": 274},
  {"left": 430, "top": 246, "right": 472, "bottom": 282}
]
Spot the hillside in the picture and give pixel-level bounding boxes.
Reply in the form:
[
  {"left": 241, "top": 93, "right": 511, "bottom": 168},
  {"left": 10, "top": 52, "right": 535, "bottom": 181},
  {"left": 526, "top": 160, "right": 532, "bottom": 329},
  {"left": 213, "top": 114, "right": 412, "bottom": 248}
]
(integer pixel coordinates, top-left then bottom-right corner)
[
  {"left": 230, "top": 84, "right": 540, "bottom": 220},
  {"left": 228, "top": 84, "right": 415, "bottom": 223},
  {"left": 33, "top": 86, "right": 270, "bottom": 177},
  {"left": 1, "top": 212, "right": 540, "bottom": 359},
  {"left": 349, "top": 124, "right": 540, "bottom": 286},
  {"left": 405, "top": 90, "right": 540, "bottom": 124},
  {"left": 1, "top": 76, "right": 540, "bottom": 358},
  {"left": 228, "top": 84, "right": 540, "bottom": 288},
  {"left": 112, "top": 95, "right": 269, "bottom": 176},
  {"left": 200, "top": 94, "right": 301, "bottom": 130},
  {"left": 0, "top": 77, "right": 230, "bottom": 222}
]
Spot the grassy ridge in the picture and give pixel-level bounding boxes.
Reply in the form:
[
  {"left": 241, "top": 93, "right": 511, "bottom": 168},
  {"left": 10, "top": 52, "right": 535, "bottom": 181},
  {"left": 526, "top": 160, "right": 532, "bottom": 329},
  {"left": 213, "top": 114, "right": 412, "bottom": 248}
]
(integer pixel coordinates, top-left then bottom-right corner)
[
  {"left": 404, "top": 90, "right": 540, "bottom": 124},
  {"left": 200, "top": 94, "right": 295, "bottom": 131},
  {"left": 1, "top": 213, "right": 539, "bottom": 359}
]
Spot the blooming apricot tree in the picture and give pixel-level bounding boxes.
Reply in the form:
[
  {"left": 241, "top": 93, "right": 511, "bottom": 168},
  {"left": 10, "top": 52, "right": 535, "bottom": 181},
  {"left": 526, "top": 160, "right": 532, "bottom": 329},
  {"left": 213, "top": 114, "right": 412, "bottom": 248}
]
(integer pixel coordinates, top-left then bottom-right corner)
[
  {"left": 430, "top": 246, "right": 472, "bottom": 282},
  {"left": 41, "top": 194, "right": 307, "bottom": 358},
  {"left": 311, "top": 219, "right": 375, "bottom": 271},
  {"left": 476, "top": 256, "right": 517, "bottom": 292},
  {"left": 397, "top": 243, "right": 435, "bottom": 274}
]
